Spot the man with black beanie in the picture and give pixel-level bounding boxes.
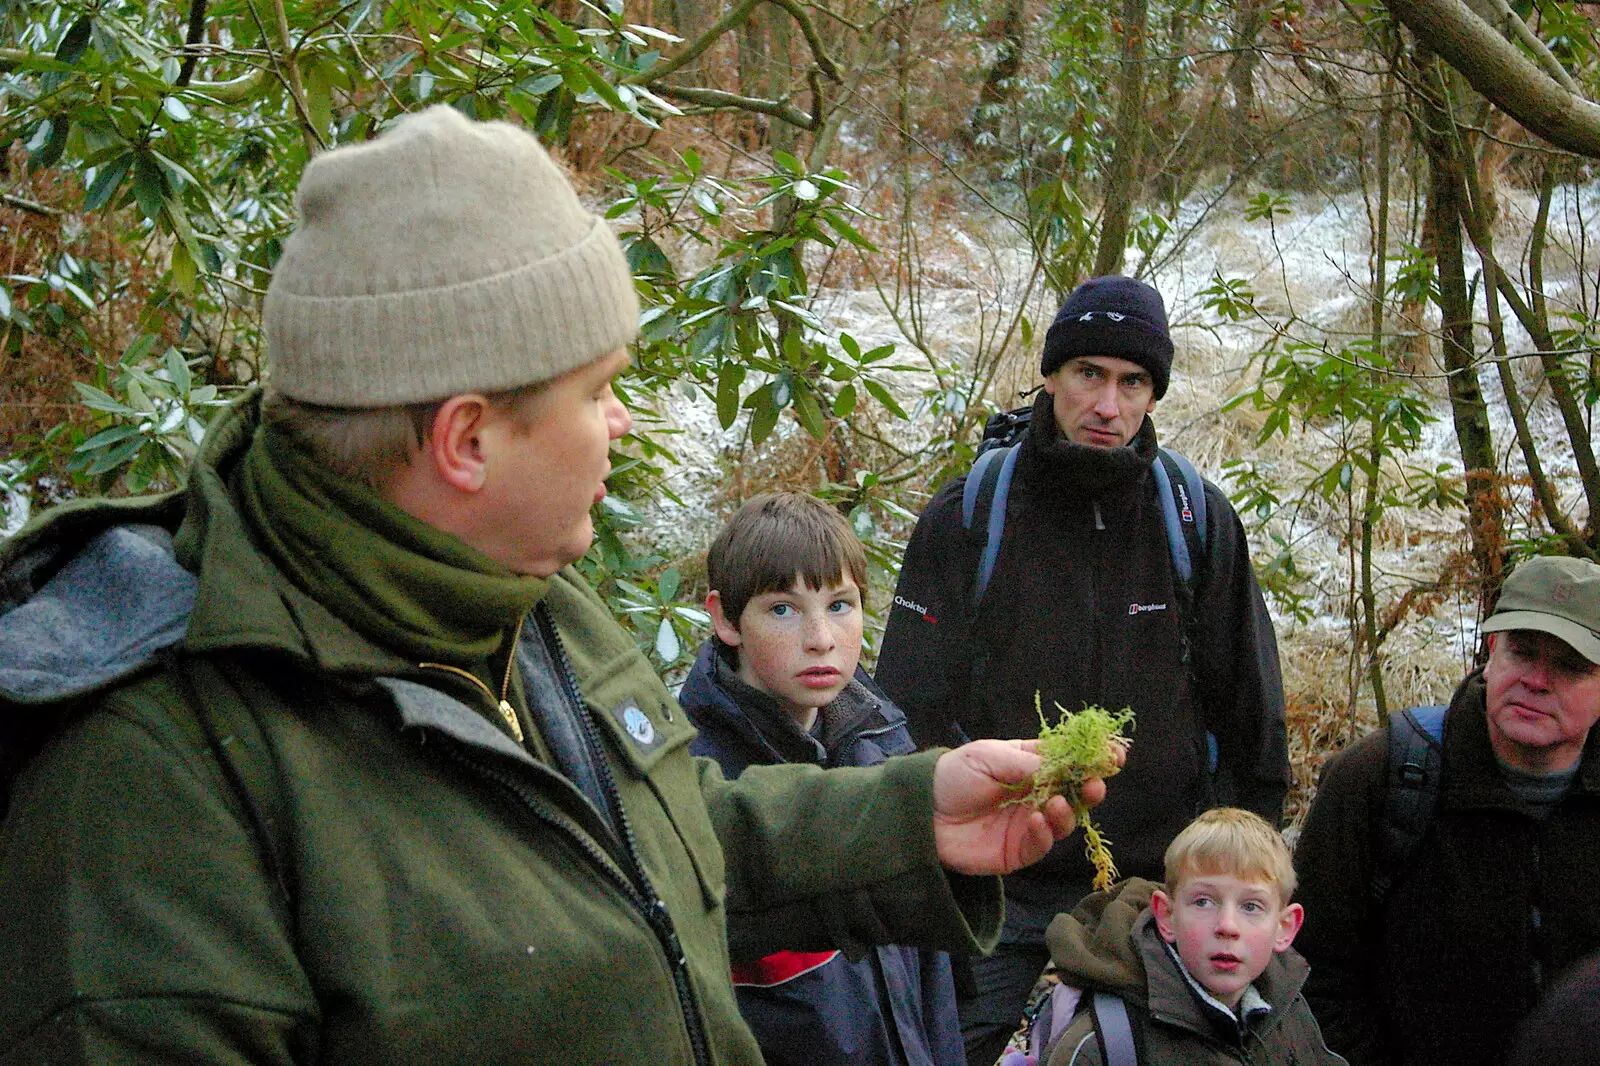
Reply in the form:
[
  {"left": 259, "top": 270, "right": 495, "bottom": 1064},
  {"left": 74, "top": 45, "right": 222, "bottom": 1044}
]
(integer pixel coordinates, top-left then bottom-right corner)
[{"left": 876, "top": 275, "right": 1289, "bottom": 1066}]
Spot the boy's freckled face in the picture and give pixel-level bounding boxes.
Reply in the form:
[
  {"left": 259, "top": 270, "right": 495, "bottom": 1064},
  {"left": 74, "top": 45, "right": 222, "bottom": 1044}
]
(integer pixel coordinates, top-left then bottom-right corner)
[
  {"left": 1151, "top": 873, "right": 1303, "bottom": 1010},
  {"left": 710, "top": 575, "right": 864, "bottom": 727}
]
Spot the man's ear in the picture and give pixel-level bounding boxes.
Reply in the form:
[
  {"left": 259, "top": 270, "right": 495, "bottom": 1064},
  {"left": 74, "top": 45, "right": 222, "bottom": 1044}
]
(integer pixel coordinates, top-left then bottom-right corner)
[
  {"left": 1273, "top": 901, "right": 1305, "bottom": 953},
  {"left": 1151, "top": 889, "right": 1178, "bottom": 944},
  {"left": 1144, "top": 395, "right": 1158, "bottom": 415},
  {"left": 706, "top": 591, "right": 742, "bottom": 647},
  {"left": 425, "top": 395, "right": 493, "bottom": 494}
]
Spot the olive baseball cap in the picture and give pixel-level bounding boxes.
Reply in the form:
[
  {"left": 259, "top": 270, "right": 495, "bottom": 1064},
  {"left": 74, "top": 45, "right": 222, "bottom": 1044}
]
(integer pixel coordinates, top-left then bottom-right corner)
[{"left": 1482, "top": 555, "right": 1600, "bottom": 665}]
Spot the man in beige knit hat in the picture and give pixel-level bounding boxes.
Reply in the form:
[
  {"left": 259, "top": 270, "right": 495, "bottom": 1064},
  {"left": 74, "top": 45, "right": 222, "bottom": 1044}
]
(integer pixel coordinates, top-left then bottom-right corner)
[
  {"left": 0, "top": 106, "right": 1104, "bottom": 1065},
  {"left": 1294, "top": 554, "right": 1600, "bottom": 1066}
]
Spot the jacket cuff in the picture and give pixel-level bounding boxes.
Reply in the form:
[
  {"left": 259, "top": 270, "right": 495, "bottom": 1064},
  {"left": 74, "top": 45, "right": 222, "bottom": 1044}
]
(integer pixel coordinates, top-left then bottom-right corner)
[{"left": 854, "top": 749, "right": 1004, "bottom": 955}]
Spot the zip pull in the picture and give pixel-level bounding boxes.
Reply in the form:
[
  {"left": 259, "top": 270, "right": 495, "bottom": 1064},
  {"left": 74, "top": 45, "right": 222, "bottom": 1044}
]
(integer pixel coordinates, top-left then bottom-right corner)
[
  {"left": 417, "top": 657, "right": 527, "bottom": 745},
  {"left": 497, "top": 699, "right": 526, "bottom": 744},
  {"left": 1093, "top": 500, "right": 1105, "bottom": 531}
]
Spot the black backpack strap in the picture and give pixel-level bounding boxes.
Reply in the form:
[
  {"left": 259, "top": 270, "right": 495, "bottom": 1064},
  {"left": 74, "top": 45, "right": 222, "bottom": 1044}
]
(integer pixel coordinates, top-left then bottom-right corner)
[
  {"left": 1371, "top": 705, "right": 1446, "bottom": 908},
  {"left": 1091, "top": 992, "right": 1140, "bottom": 1066}
]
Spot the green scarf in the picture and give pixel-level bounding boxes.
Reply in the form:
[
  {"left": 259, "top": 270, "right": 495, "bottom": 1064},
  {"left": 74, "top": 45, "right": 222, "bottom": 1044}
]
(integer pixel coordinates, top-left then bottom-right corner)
[{"left": 235, "top": 424, "right": 546, "bottom": 665}]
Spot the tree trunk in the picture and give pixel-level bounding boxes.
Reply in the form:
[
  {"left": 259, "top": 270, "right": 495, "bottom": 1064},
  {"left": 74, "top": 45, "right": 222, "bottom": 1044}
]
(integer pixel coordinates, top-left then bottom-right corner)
[
  {"left": 967, "top": 0, "right": 1025, "bottom": 147},
  {"left": 669, "top": 0, "right": 714, "bottom": 50},
  {"left": 1362, "top": 64, "right": 1397, "bottom": 725},
  {"left": 1226, "top": 0, "right": 1265, "bottom": 174},
  {"left": 1418, "top": 62, "right": 1506, "bottom": 609},
  {"left": 1093, "top": 0, "right": 1149, "bottom": 276}
]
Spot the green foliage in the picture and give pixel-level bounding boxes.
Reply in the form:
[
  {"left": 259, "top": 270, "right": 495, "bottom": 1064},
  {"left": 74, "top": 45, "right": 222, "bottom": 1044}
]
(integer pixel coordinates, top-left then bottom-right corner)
[
  {"left": 615, "top": 151, "right": 904, "bottom": 447},
  {"left": 1529, "top": 0, "right": 1598, "bottom": 70},
  {"left": 608, "top": 565, "right": 712, "bottom": 670},
  {"left": 1200, "top": 273, "right": 1260, "bottom": 323},
  {"left": 1388, "top": 244, "right": 1440, "bottom": 306},
  {"left": 1244, "top": 191, "right": 1292, "bottom": 222},
  {"left": 0, "top": 0, "right": 711, "bottom": 509},
  {"left": 1227, "top": 338, "right": 1459, "bottom": 516},
  {"left": 69, "top": 336, "right": 235, "bottom": 493}
]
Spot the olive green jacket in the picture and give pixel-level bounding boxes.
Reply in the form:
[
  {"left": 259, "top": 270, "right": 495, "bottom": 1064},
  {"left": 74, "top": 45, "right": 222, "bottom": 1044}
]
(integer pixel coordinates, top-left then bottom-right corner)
[{"left": 0, "top": 396, "right": 1000, "bottom": 1065}]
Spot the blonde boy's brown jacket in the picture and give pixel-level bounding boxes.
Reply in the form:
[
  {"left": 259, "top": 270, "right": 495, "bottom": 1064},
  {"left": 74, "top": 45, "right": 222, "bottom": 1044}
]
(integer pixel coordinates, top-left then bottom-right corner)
[{"left": 1042, "top": 879, "right": 1345, "bottom": 1066}]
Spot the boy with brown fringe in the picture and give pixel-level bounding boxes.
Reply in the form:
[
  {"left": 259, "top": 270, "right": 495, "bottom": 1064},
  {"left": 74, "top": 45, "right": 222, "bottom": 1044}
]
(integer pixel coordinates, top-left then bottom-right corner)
[{"left": 681, "top": 492, "right": 963, "bottom": 1066}]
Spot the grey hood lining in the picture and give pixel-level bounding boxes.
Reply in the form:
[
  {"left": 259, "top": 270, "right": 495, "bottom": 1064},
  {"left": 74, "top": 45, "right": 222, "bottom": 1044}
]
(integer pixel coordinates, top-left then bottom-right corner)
[{"left": 0, "top": 525, "right": 197, "bottom": 703}]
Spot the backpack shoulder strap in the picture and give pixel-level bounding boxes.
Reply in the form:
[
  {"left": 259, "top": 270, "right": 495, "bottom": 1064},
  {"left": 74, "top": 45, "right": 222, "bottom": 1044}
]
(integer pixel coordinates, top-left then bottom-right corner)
[
  {"left": 961, "top": 443, "right": 1021, "bottom": 608},
  {"left": 1371, "top": 704, "right": 1446, "bottom": 908},
  {"left": 1154, "top": 448, "right": 1218, "bottom": 779},
  {"left": 1152, "top": 447, "right": 1208, "bottom": 591},
  {"left": 1090, "top": 992, "right": 1139, "bottom": 1066}
]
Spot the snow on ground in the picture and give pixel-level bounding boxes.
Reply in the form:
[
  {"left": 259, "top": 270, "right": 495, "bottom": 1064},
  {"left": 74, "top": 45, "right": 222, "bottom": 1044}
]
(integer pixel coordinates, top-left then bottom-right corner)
[
  {"left": 628, "top": 176, "right": 1598, "bottom": 728},
  {"left": 1, "top": 461, "right": 30, "bottom": 538}
]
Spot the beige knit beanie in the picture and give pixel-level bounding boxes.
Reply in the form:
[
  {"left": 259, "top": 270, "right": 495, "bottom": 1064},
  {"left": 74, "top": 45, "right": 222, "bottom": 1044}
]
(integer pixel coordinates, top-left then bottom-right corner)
[{"left": 264, "top": 105, "right": 639, "bottom": 407}]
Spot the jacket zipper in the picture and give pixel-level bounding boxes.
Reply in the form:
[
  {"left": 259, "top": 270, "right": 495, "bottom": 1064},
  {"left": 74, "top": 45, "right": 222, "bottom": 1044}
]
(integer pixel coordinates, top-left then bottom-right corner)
[
  {"left": 439, "top": 729, "right": 713, "bottom": 1066},
  {"left": 826, "top": 716, "right": 907, "bottom": 768},
  {"left": 414, "top": 609, "right": 714, "bottom": 1066},
  {"left": 418, "top": 615, "right": 527, "bottom": 743},
  {"left": 537, "top": 608, "right": 715, "bottom": 1066}
]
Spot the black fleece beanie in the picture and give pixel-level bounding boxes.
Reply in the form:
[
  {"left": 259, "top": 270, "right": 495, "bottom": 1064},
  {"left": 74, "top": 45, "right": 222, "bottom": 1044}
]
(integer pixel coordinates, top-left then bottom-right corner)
[{"left": 1039, "top": 275, "right": 1174, "bottom": 398}]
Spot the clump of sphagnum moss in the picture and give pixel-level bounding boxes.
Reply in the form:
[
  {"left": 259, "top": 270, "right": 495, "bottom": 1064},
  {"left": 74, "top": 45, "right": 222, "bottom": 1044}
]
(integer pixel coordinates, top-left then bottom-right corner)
[{"left": 1004, "top": 694, "right": 1134, "bottom": 892}]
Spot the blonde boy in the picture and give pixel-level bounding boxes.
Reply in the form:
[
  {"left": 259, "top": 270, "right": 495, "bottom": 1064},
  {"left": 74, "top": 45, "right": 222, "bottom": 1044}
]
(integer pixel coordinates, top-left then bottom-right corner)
[
  {"left": 1150, "top": 808, "right": 1303, "bottom": 1012},
  {"left": 1023, "top": 809, "right": 1344, "bottom": 1066}
]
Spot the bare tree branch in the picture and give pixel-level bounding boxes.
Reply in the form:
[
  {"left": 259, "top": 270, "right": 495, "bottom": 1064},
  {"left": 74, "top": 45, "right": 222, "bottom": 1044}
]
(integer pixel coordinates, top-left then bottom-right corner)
[
  {"left": 1383, "top": 0, "right": 1600, "bottom": 156},
  {"left": 628, "top": 0, "right": 763, "bottom": 84},
  {"left": 1475, "top": 0, "right": 1577, "bottom": 93},
  {"left": 1, "top": 193, "right": 61, "bottom": 217},
  {"left": 175, "top": 0, "right": 209, "bottom": 87},
  {"left": 764, "top": 0, "right": 841, "bottom": 83},
  {"left": 0, "top": 47, "right": 269, "bottom": 102},
  {"left": 626, "top": 0, "right": 839, "bottom": 86},
  {"left": 647, "top": 83, "right": 820, "bottom": 130}
]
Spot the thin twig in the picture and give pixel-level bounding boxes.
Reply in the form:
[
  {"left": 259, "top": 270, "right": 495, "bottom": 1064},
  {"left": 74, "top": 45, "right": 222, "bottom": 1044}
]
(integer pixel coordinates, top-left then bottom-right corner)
[
  {"left": 2, "top": 193, "right": 61, "bottom": 217},
  {"left": 244, "top": 0, "right": 324, "bottom": 154}
]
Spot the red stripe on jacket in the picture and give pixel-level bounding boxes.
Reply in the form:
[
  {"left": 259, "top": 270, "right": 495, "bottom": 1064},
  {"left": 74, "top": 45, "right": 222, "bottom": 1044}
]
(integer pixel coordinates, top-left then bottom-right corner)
[{"left": 730, "top": 950, "right": 841, "bottom": 987}]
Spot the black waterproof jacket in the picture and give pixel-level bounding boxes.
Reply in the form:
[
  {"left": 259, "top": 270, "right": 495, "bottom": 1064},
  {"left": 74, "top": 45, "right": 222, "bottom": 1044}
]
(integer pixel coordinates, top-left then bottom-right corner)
[
  {"left": 876, "top": 396, "right": 1288, "bottom": 915},
  {"left": 681, "top": 642, "right": 963, "bottom": 1066},
  {"left": 1294, "top": 671, "right": 1600, "bottom": 1066}
]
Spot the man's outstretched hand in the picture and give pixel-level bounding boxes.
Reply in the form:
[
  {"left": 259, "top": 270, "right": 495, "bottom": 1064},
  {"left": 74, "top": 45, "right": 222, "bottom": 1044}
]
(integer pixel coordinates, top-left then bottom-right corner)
[{"left": 931, "top": 738, "right": 1114, "bottom": 876}]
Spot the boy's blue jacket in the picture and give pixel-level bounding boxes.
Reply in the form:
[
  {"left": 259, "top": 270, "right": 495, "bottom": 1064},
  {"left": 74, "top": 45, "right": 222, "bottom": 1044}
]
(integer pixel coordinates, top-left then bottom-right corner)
[{"left": 682, "top": 640, "right": 964, "bottom": 1066}]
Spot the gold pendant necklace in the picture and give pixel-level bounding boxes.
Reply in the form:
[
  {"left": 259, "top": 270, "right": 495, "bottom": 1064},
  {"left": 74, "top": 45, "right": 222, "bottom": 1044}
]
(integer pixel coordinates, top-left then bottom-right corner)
[{"left": 419, "top": 616, "right": 526, "bottom": 743}]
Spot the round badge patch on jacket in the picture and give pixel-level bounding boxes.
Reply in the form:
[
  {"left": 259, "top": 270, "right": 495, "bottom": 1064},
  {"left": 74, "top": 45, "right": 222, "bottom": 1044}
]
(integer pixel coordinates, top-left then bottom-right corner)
[{"left": 611, "top": 700, "right": 664, "bottom": 753}]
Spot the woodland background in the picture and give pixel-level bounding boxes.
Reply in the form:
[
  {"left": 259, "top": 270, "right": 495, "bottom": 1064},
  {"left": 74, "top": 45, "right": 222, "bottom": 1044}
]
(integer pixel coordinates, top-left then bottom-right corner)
[{"left": 1, "top": 0, "right": 1597, "bottom": 818}]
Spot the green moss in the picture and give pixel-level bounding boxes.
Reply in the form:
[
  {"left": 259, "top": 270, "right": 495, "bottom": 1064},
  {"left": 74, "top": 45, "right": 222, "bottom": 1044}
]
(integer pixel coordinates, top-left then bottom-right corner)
[{"left": 1005, "top": 694, "right": 1134, "bottom": 891}]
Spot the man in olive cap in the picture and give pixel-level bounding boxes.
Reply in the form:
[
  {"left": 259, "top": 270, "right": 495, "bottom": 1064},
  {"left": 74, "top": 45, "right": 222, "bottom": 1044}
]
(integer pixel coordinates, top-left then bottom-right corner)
[{"left": 1294, "top": 555, "right": 1600, "bottom": 1066}]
